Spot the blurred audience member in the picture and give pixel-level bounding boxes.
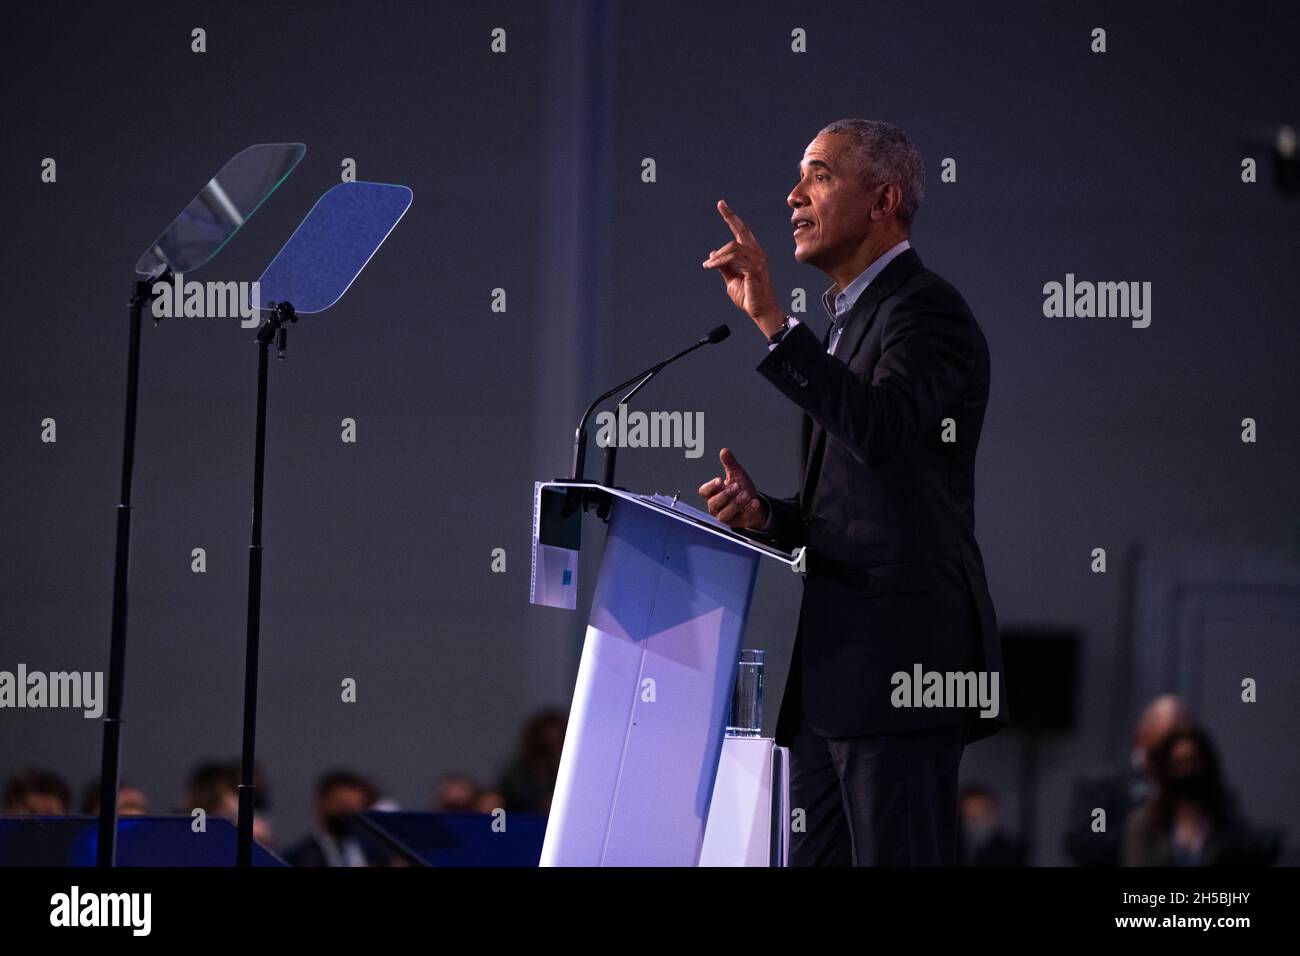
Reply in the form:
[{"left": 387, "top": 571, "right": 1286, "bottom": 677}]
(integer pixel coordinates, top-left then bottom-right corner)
[
  {"left": 183, "top": 759, "right": 273, "bottom": 847},
  {"left": 1063, "top": 694, "right": 1192, "bottom": 865},
  {"left": 473, "top": 788, "right": 506, "bottom": 815},
  {"left": 958, "top": 784, "right": 1027, "bottom": 866},
  {"left": 284, "top": 769, "right": 390, "bottom": 867},
  {"left": 79, "top": 778, "right": 150, "bottom": 816},
  {"left": 3, "top": 768, "right": 71, "bottom": 815},
  {"left": 433, "top": 772, "right": 482, "bottom": 812},
  {"left": 1124, "top": 726, "right": 1281, "bottom": 866},
  {"left": 499, "top": 709, "right": 566, "bottom": 813}
]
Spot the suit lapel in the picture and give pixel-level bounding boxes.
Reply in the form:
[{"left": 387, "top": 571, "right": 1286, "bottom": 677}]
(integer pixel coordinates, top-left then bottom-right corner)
[
  {"left": 798, "top": 249, "right": 924, "bottom": 506},
  {"left": 832, "top": 248, "right": 922, "bottom": 368}
]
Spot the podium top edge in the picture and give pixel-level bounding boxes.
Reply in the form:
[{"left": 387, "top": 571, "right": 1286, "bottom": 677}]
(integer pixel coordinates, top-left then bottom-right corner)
[{"left": 536, "top": 480, "right": 799, "bottom": 566}]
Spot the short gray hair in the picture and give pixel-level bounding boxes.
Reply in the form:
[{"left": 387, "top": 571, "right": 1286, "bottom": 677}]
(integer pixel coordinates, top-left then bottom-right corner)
[{"left": 818, "top": 118, "right": 926, "bottom": 225}]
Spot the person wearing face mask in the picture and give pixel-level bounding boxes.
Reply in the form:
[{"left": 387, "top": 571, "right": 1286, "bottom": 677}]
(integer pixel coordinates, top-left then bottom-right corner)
[
  {"left": 957, "top": 784, "right": 1027, "bottom": 866},
  {"left": 1123, "top": 725, "right": 1281, "bottom": 867},
  {"left": 1063, "top": 694, "right": 1193, "bottom": 866},
  {"left": 284, "top": 770, "right": 389, "bottom": 868}
]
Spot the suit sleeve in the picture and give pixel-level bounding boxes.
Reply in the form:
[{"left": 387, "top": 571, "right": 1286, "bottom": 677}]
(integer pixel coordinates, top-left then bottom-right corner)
[
  {"left": 755, "top": 492, "right": 804, "bottom": 554},
  {"left": 756, "top": 281, "right": 976, "bottom": 467}
]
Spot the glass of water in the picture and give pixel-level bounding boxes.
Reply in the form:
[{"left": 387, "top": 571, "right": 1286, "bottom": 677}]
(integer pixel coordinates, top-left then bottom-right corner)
[{"left": 726, "top": 649, "right": 764, "bottom": 737}]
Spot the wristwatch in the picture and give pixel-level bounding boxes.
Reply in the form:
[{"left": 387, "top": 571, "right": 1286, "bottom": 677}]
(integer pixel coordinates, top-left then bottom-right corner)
[{"left": 767, "top": 316, "right": 794, "bottom": 346}]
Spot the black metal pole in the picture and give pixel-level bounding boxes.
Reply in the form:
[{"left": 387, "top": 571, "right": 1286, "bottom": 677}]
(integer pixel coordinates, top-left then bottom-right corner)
[
  {"left": 237, "top": 334, "right": 270, "bottom": 867},
  {"left": 237, "top": 304, "right": 293, "bottom": 867},
  {"left": 96, "top": 278, "right": 155, "bottom": 868},
  {"left": 601, "top": 368, "right": 655, "bottom": 490},
  {"left": 601, "top": 442, "right": 617, "bottom": 487}
]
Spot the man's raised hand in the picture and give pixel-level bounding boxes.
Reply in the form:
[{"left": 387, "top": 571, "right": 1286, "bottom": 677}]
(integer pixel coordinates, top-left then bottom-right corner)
[{"left": 702, "top": 200, "right": 785, "bottom": 337}]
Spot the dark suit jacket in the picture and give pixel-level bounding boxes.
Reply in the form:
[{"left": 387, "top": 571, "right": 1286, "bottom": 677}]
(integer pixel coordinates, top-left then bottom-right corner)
[{"left": 755, "top": 248, "right": 1006, "bottom": 747}]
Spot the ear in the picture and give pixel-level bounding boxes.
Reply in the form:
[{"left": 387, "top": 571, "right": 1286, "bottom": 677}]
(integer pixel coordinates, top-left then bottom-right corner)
[{"left": 872, "top": 182, "right": 904, "bottom": 221}]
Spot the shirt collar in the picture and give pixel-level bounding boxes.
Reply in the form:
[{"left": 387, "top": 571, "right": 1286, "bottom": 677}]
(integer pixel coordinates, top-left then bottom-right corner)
[{"left": 821, "top": 239, "right": 912, "bottom": 323}]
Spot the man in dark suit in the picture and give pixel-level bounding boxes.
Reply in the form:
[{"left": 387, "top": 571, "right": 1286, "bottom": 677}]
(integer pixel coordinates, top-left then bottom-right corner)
[
  {"left": 283, "top": 770, "right": 392, "bottom": 867},
  {"left": 699, "top": 119, "right": 1005, "bottom": 865}
]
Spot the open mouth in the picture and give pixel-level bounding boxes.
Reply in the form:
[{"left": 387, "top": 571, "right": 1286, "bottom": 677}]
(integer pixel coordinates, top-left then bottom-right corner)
[{"left": 792, "top": 219, "right": 815, "bottom": 236}]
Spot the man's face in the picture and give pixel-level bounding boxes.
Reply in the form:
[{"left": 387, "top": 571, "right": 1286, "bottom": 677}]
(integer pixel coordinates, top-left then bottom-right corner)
[
  {"left": 959, "top": 793, "right": 999, "bottom": 828},
  {"left": 13, "top": 792, "right": 65, "bottom": 815},
  {"left": 436, "top": 777, "right": 477, "bottom": 810},
  {"left": 1134, "top": 695, "right": 1192, "bottom": 772},
  {"left": 118, "top": 786, "right": 149, "bottom": 816},
  {"left": 321, "top": 783, "right": 370, "bottom": 819},
  {"left": 787, "top": 132, "right": 880, "bottom": 269}
]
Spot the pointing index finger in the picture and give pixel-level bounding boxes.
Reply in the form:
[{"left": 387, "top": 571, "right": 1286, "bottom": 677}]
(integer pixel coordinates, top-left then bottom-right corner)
[{"left": 717, "top": 199, "right": 756, "bottom": 245}]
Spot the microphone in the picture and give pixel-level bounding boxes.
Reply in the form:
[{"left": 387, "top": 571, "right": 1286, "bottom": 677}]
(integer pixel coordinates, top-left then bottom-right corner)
[{"left": 569, "top": 324, "right": 730, "bottom": 482}]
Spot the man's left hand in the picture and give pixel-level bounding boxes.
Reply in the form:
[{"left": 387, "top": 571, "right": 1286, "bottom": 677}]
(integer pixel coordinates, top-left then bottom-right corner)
[{"left": 703, "top": 199, "right": 786, "bottom": 337}]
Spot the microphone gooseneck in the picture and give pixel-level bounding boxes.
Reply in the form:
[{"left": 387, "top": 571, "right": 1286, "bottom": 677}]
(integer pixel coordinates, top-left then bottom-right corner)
[{"left": 570, "top": 323, "right": 731, "bottom": 482}]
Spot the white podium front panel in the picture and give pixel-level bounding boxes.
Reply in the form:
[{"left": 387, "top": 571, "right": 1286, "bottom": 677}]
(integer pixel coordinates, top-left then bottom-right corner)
[{"left": 541, "top": 496, "right": 760, "bottom": 866}]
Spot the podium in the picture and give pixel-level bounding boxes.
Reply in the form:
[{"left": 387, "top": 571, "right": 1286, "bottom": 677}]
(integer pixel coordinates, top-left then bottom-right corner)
[{"left": 531, "top": 481, "right": 797, "bottom": 866}]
